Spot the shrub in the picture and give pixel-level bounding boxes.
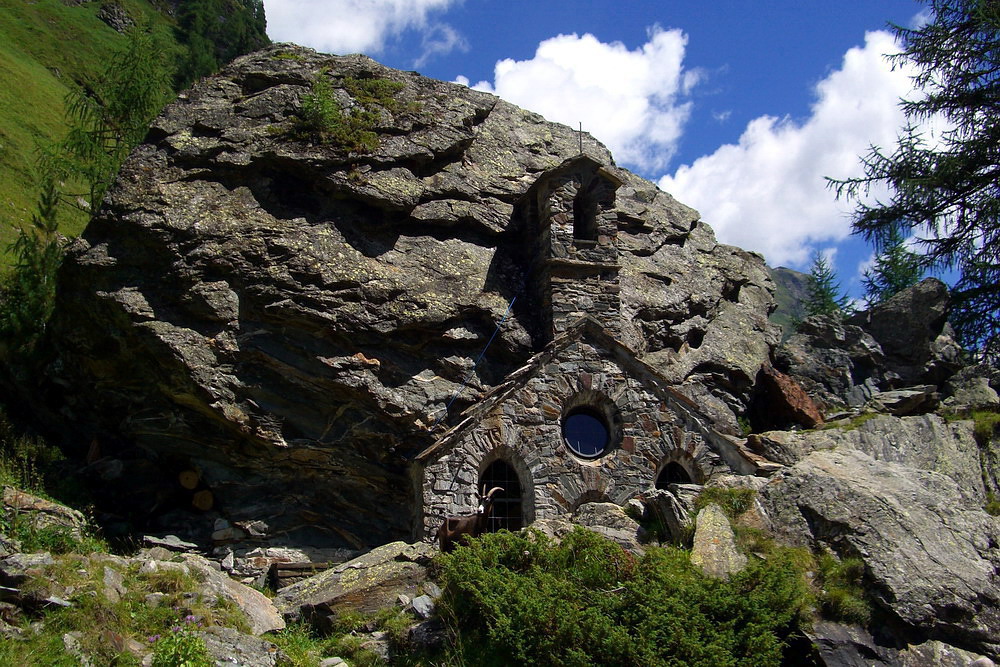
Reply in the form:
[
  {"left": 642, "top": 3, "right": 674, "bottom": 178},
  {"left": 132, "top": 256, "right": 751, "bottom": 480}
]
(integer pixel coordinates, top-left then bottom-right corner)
[
  {"left": 294, "top": 72, "right": 403, "bottom": 152},
  {"left": 985, "top": 492, "right": 1000, "bottom": 517},
  {"left": 150, "top": 615, "right": 212, "bottom": 667},
  {"left": 437, "top": 527, "right": 812, "bottom": 666}
]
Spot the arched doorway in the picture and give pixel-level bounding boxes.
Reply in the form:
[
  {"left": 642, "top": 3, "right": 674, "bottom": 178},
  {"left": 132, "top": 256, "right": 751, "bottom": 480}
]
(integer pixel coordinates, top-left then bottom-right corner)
[
  {"left": 655, "top": 461, "right": 693, "bottom": 489},
  {"left": 479, "top": 460, "right": 523, "bottom": 532}
]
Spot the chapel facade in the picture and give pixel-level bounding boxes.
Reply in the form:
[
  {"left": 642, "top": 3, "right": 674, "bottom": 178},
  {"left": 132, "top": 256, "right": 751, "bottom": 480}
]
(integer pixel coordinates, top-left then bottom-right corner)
[{"left": 413, "top": 156, "right": 763, "bottom": 539}]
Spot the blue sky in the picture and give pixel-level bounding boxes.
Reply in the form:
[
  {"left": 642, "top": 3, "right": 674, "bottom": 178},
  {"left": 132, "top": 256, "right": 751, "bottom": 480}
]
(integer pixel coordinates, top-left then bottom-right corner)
[{"left": 263, "top": 0, "right": 930, "bottom": 296}]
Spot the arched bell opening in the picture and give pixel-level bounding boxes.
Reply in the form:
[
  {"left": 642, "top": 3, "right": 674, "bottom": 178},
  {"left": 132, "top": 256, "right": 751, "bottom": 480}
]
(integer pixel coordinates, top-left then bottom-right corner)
[{"left": 479, "top": 459, "right": 524, "bottom": 532}]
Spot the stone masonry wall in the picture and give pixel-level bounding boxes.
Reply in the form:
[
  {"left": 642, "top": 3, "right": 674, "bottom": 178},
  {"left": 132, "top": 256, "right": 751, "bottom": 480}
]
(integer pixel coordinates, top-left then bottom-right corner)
[{"left": 419, "top": 338, "right": 731, "bottom": 538}]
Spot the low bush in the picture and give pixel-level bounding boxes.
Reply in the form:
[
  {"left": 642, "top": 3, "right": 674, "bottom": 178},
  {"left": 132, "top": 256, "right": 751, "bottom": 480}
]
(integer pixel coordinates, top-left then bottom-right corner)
[
  {"left": 436, "top": 527, "right": 812, "bottom": 666},
  {"left": 815, "top": 553, "right": 870, "bottom": 625}
]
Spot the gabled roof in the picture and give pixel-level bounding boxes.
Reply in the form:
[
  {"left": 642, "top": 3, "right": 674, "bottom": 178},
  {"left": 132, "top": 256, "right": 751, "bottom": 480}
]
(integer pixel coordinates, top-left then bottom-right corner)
[
  {"left": 518, "top": 155, "right": 625, "bottom": 203},
  {"left": 414, "top": 316, "right": 773, "bottom": 475}
]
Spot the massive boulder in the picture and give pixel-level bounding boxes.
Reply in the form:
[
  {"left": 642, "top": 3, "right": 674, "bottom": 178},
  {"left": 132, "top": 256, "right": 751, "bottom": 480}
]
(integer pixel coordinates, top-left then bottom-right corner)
[
  {"left": 43, "top": 44, "right": 777, "bottom": 547},
  {"left": 760, "top": 449, "right": 1000, "bottom": 658}
]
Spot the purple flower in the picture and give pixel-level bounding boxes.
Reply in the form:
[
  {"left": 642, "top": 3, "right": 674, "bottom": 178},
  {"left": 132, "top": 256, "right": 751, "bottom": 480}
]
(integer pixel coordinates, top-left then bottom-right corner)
[{"left": 147, "top": 634, "right": 161, "bottom": 643}]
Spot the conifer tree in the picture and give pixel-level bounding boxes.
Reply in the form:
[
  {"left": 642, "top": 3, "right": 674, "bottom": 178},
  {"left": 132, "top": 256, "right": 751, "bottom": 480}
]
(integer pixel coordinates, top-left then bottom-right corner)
[
  {"left": 42, "top": 26, "right": 172, "bottom": 211},
  {"left": 830, "top": 0, "right": 1000, "bottom": 359},
  {"left": 861, "top": 228, "right": 924, "bottom": 307},
  {"left": 0, "top": 180, "right": 64, "bottom": 350},
  {"left": 805, "top": 251, "right": 851, "bottom": 318}
]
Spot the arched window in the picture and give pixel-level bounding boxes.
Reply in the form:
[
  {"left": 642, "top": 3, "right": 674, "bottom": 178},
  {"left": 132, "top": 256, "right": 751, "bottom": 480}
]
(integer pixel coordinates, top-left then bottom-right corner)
[
  {"left": 655, "top": 461, "right": 693, "bottom": 489},
  {"left": 479, "top": 460, "right": 523, "bottom": 532}
]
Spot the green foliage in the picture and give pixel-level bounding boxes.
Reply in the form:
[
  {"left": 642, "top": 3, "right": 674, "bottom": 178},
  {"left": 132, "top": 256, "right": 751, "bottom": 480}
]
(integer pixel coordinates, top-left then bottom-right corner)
[
  {"left": 985, "top": 492, "right": 1000, "bottom": 516},
  {"left": 0, "top": 511, "right": 107, "bottom": 555},
  {"left": 0, "top": 179, "right": 64, "bottom": 352},
  {"left": 151, "top": 616, "right": 212, "bottom": 667},
  {"left": 294, "top": 73, "right": 404, "bottom": 152},
  {"left": 970, "top": 408, "right": 1000, "bottom": 443},
  {"left": 942, "top": 406, "right": 1000, "bottom": 443},
  {"left": 0, "top": 555, "right": 250, "bottom": 664},
  {"left": 694, "top": 487, "right": 756, "bottom": 520},
  {"left": 0, "top": 0, "right": 182, "bottom": 260},
  {"left": 861, "top": 227, "right": 924, "bottom": 307},
  {"left": 815, "top": 554, "right": 871, "bottom": 625},
  {"left": 804, "top": 251, "right": 851, "bottom": 318},
  {"left": 174, "top": 0, "right": 269, "bottom": 88},
  {"left": 437, "top": 527, "right": 812, "bottom": 666},
  {"left": 818, "top": 411, "right": 881, "bottom": 432},
  {"left": 41, "top": 25, "right": 172, "bottom": 211},
  {"left": 829, "top": 0, "right": 1000, "bottom": 361}
]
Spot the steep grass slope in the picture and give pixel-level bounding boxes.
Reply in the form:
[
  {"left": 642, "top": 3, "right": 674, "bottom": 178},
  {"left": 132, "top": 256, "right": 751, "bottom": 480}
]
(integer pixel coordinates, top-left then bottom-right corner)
[{"left": 0, "top": 0, "right": 181, "bottom": 257}]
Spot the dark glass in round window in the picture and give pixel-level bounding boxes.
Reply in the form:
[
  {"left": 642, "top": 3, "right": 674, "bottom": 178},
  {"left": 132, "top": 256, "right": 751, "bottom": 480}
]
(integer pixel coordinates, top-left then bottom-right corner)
[{"left": 563, "top": 409, "right": 609, "bottom": 458}]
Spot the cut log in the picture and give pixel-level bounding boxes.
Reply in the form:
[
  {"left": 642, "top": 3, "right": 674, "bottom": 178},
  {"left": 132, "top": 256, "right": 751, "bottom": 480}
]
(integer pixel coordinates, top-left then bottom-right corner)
[
  {"left": 178, "top": 470, "right": 200, "bottom": 490},
  {"left": 192, "top": 490, "right": 213, "bottom": 511}
]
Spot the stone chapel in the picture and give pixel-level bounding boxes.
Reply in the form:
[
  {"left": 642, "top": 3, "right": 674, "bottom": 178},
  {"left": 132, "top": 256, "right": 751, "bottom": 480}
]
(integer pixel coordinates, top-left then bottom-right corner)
[{"left": 412, "top": 156, "right": 769, "bottom": 539}]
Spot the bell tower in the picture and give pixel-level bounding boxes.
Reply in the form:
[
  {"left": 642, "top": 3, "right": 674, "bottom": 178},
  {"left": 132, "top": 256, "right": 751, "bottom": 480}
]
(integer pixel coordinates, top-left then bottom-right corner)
[{"left": 517, "top": 156, "right": 624, "bottom": 343}]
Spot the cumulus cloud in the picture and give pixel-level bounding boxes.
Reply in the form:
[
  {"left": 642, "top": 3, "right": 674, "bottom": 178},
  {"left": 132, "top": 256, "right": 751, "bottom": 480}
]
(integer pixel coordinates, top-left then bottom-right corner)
[
  {"left": 462, "top": 27, "right": 698, "bottom": 172},
  {"left": 659, "top": 31, "right": 918, "bottom": 268},
  {"left": 264, "top": 0, "right": 463, "bottom": 61}
]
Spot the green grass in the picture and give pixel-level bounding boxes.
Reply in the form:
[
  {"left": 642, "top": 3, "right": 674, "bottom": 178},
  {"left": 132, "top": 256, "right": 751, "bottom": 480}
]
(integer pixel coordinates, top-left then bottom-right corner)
[
  {"left": 694, "top": 486, "right": 756, "bottom": 520},
  {"left": 0, "top": 554, "right": 249, "bottom": 665},
  {"left": 0, "top": 0, "right": 181, "bottom": 264}
]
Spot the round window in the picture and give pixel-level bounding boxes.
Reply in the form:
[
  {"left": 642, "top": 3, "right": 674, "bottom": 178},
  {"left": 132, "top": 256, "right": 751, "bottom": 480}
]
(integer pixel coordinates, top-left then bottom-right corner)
[{"left": 562, "top": 408, "right": 610, "bottom": 458}]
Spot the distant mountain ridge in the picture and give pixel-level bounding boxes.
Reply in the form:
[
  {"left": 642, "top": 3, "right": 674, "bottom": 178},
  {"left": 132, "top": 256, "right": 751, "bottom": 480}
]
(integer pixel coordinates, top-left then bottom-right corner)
[{"left": 768, "top": 265, "right": 810, "bottom": 337}]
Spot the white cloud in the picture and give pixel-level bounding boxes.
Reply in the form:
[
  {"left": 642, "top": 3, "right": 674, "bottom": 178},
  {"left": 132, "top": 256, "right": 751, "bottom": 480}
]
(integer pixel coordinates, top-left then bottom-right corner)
[
  {"left": 658, "top": 31, "right": 919, "bottom": 268},
  {"left": 264, "top": 0, "right": 463, "bottom": 60},
  {"left": 463, "top": 27, "right": 698, "bottom": 172},
  {"left": 414, "top": 23, "right": 469, "bottom": 68}
]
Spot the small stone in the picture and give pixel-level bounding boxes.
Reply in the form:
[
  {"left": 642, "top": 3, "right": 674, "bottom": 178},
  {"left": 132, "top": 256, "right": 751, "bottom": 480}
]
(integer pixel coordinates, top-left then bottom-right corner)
[
  {"left": 397, "top": 593, "right": 411, "bottom": 607},
  {"left": 103, "top": 566, "right": 126, "bottom": 603},
  {"left": 411, "top": 594, "right": 435, "bottom": 619}
]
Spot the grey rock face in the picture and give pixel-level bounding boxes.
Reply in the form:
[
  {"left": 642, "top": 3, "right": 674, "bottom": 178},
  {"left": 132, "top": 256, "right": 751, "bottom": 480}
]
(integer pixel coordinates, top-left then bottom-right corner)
[
  {"left": 46, "top": 44, "right": 776, "bottom": 547},
  {"left": 570, "top": 502, "right": 645, "bottom": 554},
  {"left": 760, "top": 449, "right": 1000, "bottom": 657},
  {"left": 197, "top": 625, "right": 289, "bottom": 667},
  {"left": 848, "top": 278, "right": 963, "bottom": 386},
  {"left": 752, "top": 413, "right": 986, "bottom": 502},
  {"left": 777, "top": 280, "right": 964, "bottom": 414},
  {"left": 774, "top": 314, "right": 884, "bottom": 412}
]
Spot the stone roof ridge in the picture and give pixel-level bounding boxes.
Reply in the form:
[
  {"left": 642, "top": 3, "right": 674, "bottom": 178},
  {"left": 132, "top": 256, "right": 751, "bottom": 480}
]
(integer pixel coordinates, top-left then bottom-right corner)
[{"left": 414, "top": 315, "right": 753, "bottom": 469}]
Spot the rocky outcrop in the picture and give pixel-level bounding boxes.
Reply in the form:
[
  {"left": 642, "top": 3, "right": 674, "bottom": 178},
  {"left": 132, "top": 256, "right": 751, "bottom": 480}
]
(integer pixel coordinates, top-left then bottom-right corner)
[
  {"left": 44, "top": 44, "right": 777, "bottom": 547},
  {"left": 529, "top": 502, "right": 646, "bottom": 554},
  {"left": 748, "top": 413, "right": 987, "bottom": 501},
  {"left": 760, "top": 449, "right": 1000, "bottom": 658},
  {"left": 275, "top": 540, "right": 436, "bottom": 632},
  {"left": 775, "top": 279, "right": 964, "bottom": 413},
  {"left": 847, "top": 278, "right": 963, "bottom": 386}
]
